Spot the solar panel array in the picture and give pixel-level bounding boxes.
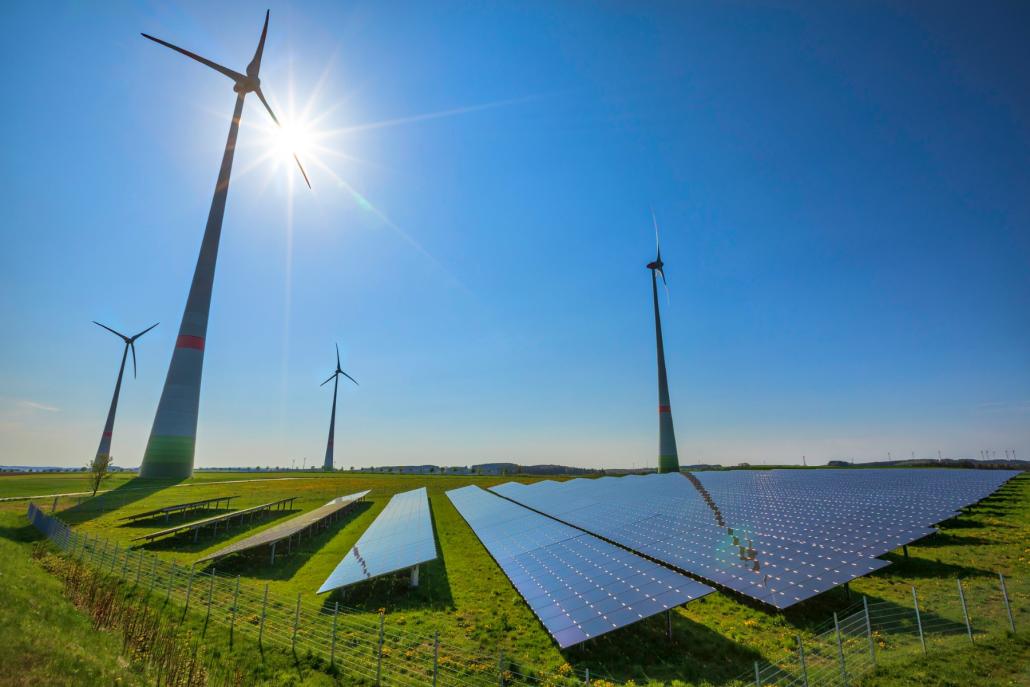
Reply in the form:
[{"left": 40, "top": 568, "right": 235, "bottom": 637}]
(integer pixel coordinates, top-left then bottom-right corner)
[
  {"left": 318, "top": 487, "right": 437, "bottom": 593},
  {"left": 446, "top": 485, "right": 713, "bottom": 648},
  {"left": 196, "top": 491, "right": 369, "bottom": 564},
  {"left": 491, "top": 469, "right": 1017, "bottom": 609}
]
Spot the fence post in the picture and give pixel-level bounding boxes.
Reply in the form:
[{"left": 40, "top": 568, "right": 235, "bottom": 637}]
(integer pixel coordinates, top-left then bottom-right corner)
[
  {"left": 999, "top": 573, "right": 1015, "bottom": 633},
  {"left": 834, "top": 612, "right": 848, "bottom": 687},
  {"left": 135, "top": 549, "right": 144, "bottom": 586},
  {"left": 184, "top": 565, "right": 195, "bottom": 615},
  {"left": 957, "top": 579, "right": 973, "bottom": 643},
  {"left": 376, "top": 610, "right": 384, "bottom": 686},
  {"left": 797, "top": 635, "right": 809, "bottom": 687},
  {"left": 585, "top": 668, "right": 590, "bottom": 686},
  {"left": 432, "top": 630, "right": 439, "bottom": 687},
  {"left": 148, "top": 555, "right": 158, "bottom": 596},
  {"left": 258, "top": 583, "right": 269, "bottom": 647},
  {"left": 230, "top": 576, "right": 240, "bottom": 644},
  {"left": 110, "top": 543, "right": 120, "bottom": 574},
  {"left": 51, "top": 495, "right": 58, "bottom": 513},
  {"left": 205, "top": 569, "right": 216, "bottom": 629},
  {"left": 912, "top": 586, "right": 926, "bottom": 654},
  {"left": 292, "top": 592, "right": 301, "bottom": 652},
  {"left": 753, "top": 660, "right": 761, "bottom": 686},
  {"left": 121, "top": 547, "right": 129, "bottom": 577},
  {"left": 166, "top": 562, "right": 177, "bottom": 604},
  {"left": 863, "top": 596, "right": 876, "bottom": 665},
  {"left": 330, "top": 601, "right": 338, "bottom": 668}
]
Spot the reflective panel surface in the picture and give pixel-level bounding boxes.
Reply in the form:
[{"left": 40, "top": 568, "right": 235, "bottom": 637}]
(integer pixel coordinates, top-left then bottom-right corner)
[
  {"left": 318, "top": 487, "right": 437, "bottom": 593},
  {"left": 491, "top": 469, "right": 1017, "bottom": 608},
  {"left": 446, "top": 485, "right": 713, "bottom": 648}
]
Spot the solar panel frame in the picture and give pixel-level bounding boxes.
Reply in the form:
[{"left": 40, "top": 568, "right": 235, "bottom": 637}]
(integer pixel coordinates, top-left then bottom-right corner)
[
  {"left": 195, "top": 491, "right": 370, "bottom": 564},
  {"left": 318, "top": 487, "right": 437, "bottom": 593}
]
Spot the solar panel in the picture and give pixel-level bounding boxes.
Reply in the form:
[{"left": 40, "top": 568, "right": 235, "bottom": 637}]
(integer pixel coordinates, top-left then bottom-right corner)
[
  {"left": 491, "top": 469, "right": 1017, "bottom": 609},
  {"left": 446, "top": 485, "right": 713, "bottom": 648},
  {"left": 196, "top": 491, "right": 369, "bottom": 564},
  {"left": 318, "top": 487, "right": 437, "bottom": 593}
]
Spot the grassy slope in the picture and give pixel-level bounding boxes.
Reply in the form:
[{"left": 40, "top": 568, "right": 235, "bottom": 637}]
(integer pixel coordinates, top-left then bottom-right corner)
[
  {"left": 0, "top": 470, "right": 1027, "bottom": 685},
  {"left": 0, "top": 515, "right": 145, "bottom": 687}
]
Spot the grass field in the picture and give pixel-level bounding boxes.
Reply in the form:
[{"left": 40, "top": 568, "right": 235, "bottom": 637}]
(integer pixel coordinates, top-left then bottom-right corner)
[{"left": 0, "top": 469, "right": 1027, "bottom": 686}]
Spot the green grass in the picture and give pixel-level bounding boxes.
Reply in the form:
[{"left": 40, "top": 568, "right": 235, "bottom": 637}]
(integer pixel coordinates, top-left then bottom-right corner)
[
  {"left": 0, "top": 515, "right": 145, "bottom": 686},
  {"left": 0, "top": 469, "right": 1027, "bottom": 686},
  {"left": 856, "top": 631, "right": 1030, "bottom": 686}
]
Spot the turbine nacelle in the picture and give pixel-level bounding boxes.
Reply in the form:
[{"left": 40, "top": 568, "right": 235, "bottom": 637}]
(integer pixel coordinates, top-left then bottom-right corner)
[
  {"left": 141, "top": 10, "right": 311, "bottom": 188},
  {"left": 233, "top": 75, "right": 261, "bottom": 94}
]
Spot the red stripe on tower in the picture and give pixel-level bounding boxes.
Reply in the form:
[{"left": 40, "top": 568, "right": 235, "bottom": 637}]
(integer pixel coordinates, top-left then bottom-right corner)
[
  {"left": 658, "top": 405, "right": 671, "bottom": 413},
  {"left": 102, "top": 432, "right": 113, "bottom": 438},
  {"left": 176, "top": 335, "right": 205, "bottom": 351}
]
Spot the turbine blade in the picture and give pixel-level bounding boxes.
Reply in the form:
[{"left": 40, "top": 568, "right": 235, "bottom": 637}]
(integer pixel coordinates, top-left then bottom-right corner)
[
  {"left": 131, "top": 322, "right": 160, "bottom": 341},
  {"left": 651, "top": 207, "right": 662, "bottom": 262},
  {"left": 335, "top": 343, "right": 341, "bottom": 370},
  {"left": 341, "top": 371, "right": 359, "bottom": 386},
  {"left": 255, "top": 87, "right": 313, "bottom": 189},
  {"left": 293, "top": 153, "right": 313, "bottom": 189},
  {"left": 94, "top": 321, "right": 129, "bottom": 341},
  {"left": 321, "top": 372, "right": 337, "bottom": 387},
  {"left": 254, "top": 87, "right": 280, "bottom": 126},
  {"left": 130, "top": 342, "right": 138, "bottom": 378},
  {"left": 141, "top": 33, "right": 246, "bottom": 83},
  {"left": 247, "top": 10, "right": 270, "bottom": 77}
]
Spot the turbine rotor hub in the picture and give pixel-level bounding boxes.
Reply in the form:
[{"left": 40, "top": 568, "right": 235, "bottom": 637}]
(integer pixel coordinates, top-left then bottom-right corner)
[{"left": 234, "top": 75, "right": 260, "bottom": 94}]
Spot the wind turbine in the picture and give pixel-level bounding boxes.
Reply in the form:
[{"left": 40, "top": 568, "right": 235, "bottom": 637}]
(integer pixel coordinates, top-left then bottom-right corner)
[
  {"left": 321, "top": 344, "right": 358, "bottom": 471},
  {"left": 93, "top": 321, "right": 158, "bottom": 466},
  {"left": 647, "top": 210, "right": 680, "bottom": 474},
  {"left": 138, "top": 11, "right": 310, "bottom": 479}
]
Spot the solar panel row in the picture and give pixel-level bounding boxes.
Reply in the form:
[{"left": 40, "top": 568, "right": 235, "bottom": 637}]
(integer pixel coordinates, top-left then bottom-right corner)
[
  {"left": 196, "top": 490, "right": 370, "bottom": 564},
  {"left": 318, "top": 487, "right": 437, "bottom": 593},
  {"left": 446, "top": 485, "right": 713, "bottom": 648},
  {"left": 491, "top": 469, "right": 1017, "bottom": 609}
]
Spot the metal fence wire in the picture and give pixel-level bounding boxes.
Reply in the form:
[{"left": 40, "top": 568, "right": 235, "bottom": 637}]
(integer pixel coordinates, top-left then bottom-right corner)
[
  {"left": 26, "top": 503, "right": 588, "bottom": 687},
  {"left": 738, "top": 575, "right": 1026, "bottom": 687},
  {"left": 25, "top": 503, "right": 1025, "bottom": 687}
]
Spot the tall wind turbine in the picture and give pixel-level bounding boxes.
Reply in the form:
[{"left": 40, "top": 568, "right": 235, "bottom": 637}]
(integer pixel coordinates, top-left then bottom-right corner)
[
  {"left": 139, "top": 11, "right": 309, "bottom": 479},
  {"left": 93, "top": 321, "right": 158, "bottom": 465},
  {"left": 647, "top": 211, "right": 680, "bottom": 473},
  {"left": 321, "top": 344, "right": 358, "bottom": 471}
]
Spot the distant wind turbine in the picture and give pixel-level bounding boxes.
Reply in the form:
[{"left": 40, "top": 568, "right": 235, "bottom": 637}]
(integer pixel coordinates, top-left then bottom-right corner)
[
  {"left": 321, "top": 344, "right": 358, "bottom": 470},
  {"left": 647, "top": 210, "right": 679, "bottom": 474},
  {"left": 138, "top": 11, "right": 310, "bottom": 479},
  {"left": 93, "top": 321, "right": 158, "bottom": 466}
]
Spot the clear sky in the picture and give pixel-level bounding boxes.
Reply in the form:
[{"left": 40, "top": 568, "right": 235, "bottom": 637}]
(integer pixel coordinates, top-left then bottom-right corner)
[{"left": 1, "top": 1, "right": 1028, "bottom": 469}]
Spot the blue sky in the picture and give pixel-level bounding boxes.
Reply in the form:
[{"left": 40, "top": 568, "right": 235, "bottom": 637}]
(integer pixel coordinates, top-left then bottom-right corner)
[{"left": 1, "top": 1, "right": 1028, "bottom": 469}]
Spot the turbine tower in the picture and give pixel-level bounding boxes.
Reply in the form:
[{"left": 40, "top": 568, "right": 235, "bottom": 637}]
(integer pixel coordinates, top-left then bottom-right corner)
[
  {"left": 139, "top": 11, "right": 309, "bottom": 479},
  {"left": 321, "top": 344, "right": 358, "bottom": 470},
  {"left": 93, "top": 321, "right": 158, "bottom": 465},
  {"left": 647, "top": 211, "right": 680, "bottom": 473}
]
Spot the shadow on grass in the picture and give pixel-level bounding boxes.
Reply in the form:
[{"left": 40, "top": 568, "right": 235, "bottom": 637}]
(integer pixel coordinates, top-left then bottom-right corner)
[
  {"left": 55, "top": 477, "right": 184, "bottom": 526},
  {"left": 138, "top": 508, "right": 301, "bottom": 554},
  {"left": 320, "top": 497, "right": 456, "bottom": 613},
  {"left": 0, "top": 521, "right": 42, "bottom": 544},
  {"left": 564, "top": 606, "right": 764, "bottom": 685}
]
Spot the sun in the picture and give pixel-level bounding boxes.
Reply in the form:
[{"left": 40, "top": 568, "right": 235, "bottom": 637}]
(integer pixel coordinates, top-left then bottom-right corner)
[{"left": 270, "top": 121, "right": 315, "bottom": 165}]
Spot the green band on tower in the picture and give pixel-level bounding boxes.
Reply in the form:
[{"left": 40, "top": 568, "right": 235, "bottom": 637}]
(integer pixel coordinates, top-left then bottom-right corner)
[{"left": 139, "top": 435, "right": 196, "bottom": 479}]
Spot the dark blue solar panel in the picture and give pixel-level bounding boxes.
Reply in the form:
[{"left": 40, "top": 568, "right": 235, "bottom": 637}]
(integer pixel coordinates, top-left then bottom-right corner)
[{"left": 446, "top": 485, "right": 713, "bottom": 648}]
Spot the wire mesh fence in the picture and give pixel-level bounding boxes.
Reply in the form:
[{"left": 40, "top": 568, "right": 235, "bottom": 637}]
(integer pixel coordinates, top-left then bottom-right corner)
[
  {"left": 737, "top": 572, "right": 1026, "bottom": 686},
  {"left": 25, "top": 502, "right": 1026, "bottom": 687},
  {"left": 26, "top": 503, "right": 586, "bottom": 687}
]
